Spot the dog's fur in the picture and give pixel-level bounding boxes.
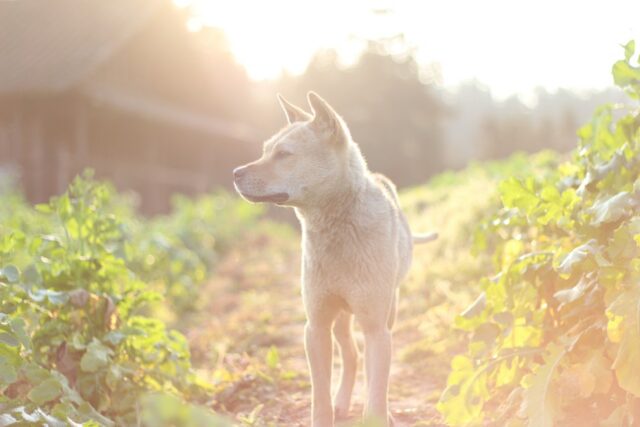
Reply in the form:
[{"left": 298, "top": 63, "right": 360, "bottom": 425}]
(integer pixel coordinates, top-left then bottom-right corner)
[{"left": 233, "top": 92, "right": 436, "bottom": 427}]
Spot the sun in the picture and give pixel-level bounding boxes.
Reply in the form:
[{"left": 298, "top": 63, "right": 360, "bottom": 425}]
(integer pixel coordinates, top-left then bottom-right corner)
[
  {"left": 174, "top": 0, "right": 332, "bottom": 80},
  {"left": 173, "top": 0, "right": 376, "bottom": 80}
]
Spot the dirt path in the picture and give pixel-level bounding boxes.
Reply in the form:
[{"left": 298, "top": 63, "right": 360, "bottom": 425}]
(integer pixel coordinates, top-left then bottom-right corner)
[
  {"left": 185, "top": 231, "right": 447, "bottom": 426},
  {"left": 262, "top": 323, "right": 444, "bottom": 427}
]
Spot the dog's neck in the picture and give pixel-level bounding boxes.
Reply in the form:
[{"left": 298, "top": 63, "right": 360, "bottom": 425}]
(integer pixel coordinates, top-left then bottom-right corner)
[{"left": 295, "top": 143, "right": 369, "bottom": 233}]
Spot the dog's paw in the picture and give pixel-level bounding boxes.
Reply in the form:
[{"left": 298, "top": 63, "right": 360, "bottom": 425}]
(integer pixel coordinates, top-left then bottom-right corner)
[{"left": 312, "top": 415, "right": 335, "bottom": 427}]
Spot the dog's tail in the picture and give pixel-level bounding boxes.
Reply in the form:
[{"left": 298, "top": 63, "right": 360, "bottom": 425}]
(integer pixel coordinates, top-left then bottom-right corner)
[{"left": 413, "top": 232, "right": 439, "bottom": 244}]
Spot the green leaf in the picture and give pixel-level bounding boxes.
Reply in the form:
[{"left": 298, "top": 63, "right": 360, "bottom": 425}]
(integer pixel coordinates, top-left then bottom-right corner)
[
  {"left": 46, "top": 290, "right": 69, "bottom": 306},
  {"left": 10, "top": 318, "right": 31, "bottom": 349},
  {"left": 607, "top": 288, "right": 640, "bottom": 396},
  {"left": 588, "top": 191, "right": 636, "bottom": 226},
  {"left": 613, "top": 59, "right": 640, "bottom": 87},
  {"left": 493, "top": 311, "right": 514, "bottom": 327},
  {"left": 437, "top": 355, "right": 484, "bottom": 425},
  {"left": 103, "top": 331, "right": 126, "bottom": 345},
  {"left": 23, "top": 363, "right": 52, "bottom": 383},
  {"left": 521, "top": 344, "right": 565, "bottom": 427},
  {"left": 499, "top": 178, "right": 539, "bottom": 214},
  {"left": 623, "top": 40, "right": 635, "bottom": 62},
  {"left": 80, "top": 339, "right": 112, "bottom": 373},
  {"left": 27, "top": 377, "right": 63, "bottom": 405},
  {"left": 266, "top": 346, "right": 279, "bottom": 369},
  {"left": 540, "top": 185, "right": 560, "bottom": 202},
  {"left": 105, "top": 364, "right": 122, "bottom": 391},
  {"left": 0, "top": 332, "right": 19, "bottom": 346},
  {"left": 0, "top": 358, "right": 17, "bottom": 384},
  {"left": 0, "top": 265, "right": 20, "bottom": 283},
  {"left": 472, "top": 323, "right": 501, "bottom": 346},
  {"left": 556, "top": 240, "right": 600, "bottom": 276},
  {"left": 35, "top": 203, "right": 52, "bottom": 213},
  {"left": 28, "top": 289, "right": 46, "bottom": 303},
  {"left": 28, "top": 289, "right": 69, "bottom": 305},
  {"left": 553, "top": 275, "right": 595, "bottom": 305},
  {"left": 22, "top": 264, "right": 42, "bottom": 285}
]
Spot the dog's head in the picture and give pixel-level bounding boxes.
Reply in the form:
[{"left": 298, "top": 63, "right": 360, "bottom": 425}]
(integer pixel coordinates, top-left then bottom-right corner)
[{"left": 233, "top": 92, "right": 356, "bottom": 207}]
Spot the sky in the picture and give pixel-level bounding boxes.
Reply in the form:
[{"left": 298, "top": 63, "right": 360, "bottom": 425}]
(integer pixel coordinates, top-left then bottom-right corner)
[{"left": 177, "top": 0, "right": 640, "bottom": 100}]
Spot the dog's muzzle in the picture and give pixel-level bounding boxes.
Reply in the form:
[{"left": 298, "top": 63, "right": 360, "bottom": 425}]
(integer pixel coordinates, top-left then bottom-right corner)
[{"left": 233, "top": 166, "right": 289, "bottom": 205}]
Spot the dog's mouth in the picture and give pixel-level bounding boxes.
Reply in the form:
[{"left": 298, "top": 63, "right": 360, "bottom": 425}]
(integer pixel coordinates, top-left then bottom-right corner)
[{"left": 241, "top": 192, "right": 290, "bottom": 205}]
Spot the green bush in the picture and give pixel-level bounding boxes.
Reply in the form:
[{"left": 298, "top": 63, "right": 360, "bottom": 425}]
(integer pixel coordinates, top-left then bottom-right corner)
[
  {"left": 438, "top": 41, "right": 640, "bottom": 426},
  {"left": 127, "top": 192, "right": 263, "bottom": 318},
  {"left": 0, "top": 173, "right": 229, "bottom": 425}
]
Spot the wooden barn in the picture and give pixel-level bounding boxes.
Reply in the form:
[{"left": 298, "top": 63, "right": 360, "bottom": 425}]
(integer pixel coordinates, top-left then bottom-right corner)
[{"left": 0, "top": 0, "right": 258, "bottom": 213}]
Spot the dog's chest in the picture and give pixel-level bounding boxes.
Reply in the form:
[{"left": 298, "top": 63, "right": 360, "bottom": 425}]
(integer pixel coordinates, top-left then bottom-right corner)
[{"left": 301, "top": 222, "right": 398, "bottom": 296}]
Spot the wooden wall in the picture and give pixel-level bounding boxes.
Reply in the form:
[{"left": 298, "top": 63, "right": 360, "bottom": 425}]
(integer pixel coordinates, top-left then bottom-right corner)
[{"left": 0, "top": 94, "right": 255, "bottom": 213}]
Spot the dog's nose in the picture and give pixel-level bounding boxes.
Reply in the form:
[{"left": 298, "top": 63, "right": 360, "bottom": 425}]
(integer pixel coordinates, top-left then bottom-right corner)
[{"left": 233, "top": 166, "right": 247, "bottom": 180}]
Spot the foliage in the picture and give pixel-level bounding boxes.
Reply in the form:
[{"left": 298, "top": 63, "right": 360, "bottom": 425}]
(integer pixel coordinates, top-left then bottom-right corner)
[
  {"left": 437, "top": 41, "right": 640, "bottom": 426},
  {"left": 0, "top": 172, "right": 231, "bottom": 426},
  {"left": 397, "top": 152, "right": 559, "bottom": 389},
  {"left": 274, "top": 39, "right": 447, "bottom": 186},
  {"left": 127, "top": 192, "right": 263, "bottom": 318},
  {"left": 2, "top": 40, "right": 638, "bottom": 427}
]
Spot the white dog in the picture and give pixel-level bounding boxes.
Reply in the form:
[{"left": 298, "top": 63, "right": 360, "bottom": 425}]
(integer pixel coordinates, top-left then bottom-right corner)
[{"left": 233, "top": 92, "right": 436, "bottom": 427}]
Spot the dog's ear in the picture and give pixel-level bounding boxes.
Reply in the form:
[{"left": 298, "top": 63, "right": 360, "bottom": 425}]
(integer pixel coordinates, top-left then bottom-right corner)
[
  {"left": 307, "top": 92, "right": 349, "bottom": 145},
  {"left": 278, "top": 94, "right": 311, "bottom": 124}
]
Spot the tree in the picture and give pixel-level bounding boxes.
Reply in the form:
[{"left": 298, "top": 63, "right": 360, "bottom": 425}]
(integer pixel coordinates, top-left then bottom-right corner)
[{"left": 270, "top": 40, "right": 447, "bottom": 186}]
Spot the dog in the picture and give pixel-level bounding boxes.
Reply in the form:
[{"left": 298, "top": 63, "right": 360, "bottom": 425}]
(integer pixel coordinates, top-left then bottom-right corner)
[{"left": 233, "top": 92, "right": 437, "bottom": 427}]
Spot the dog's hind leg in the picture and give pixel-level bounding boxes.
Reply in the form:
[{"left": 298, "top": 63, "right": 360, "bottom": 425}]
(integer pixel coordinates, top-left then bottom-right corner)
[
  {"left": 333, "top": 312, "right": 358, "bottom": 420},
  {"left": 362, "top": 322, "right": 392, "bottom": 426}
]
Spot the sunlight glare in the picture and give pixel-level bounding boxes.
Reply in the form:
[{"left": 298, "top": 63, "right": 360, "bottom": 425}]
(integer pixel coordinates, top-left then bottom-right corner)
[
  {"left": 178, "top": 0, "right": 640, "bottom": 98},
  {"left": 179, "top": 0, "right": 383, "bottom": 80}
]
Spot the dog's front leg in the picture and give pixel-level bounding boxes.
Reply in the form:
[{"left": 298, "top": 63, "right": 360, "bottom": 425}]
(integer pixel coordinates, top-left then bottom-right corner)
[
  {"left": 305, "top": 320, "right": 334, "bottom": 427},
  {"left": 333, "top": 312, "right": 358, "bottom": 420},
  {"left": 363, "top": 325, "right": 392, "bottom": 426}
]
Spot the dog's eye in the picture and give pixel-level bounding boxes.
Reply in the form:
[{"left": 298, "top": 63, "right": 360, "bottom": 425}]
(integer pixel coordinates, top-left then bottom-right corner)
[{"left": 274, "top": 150, "right": 293, "bottom": 160}]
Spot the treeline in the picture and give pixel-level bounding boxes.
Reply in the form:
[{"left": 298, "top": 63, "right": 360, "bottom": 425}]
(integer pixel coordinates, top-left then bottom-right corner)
[{"left": 207, "top": 33, "right": 624, "bottom": 186}]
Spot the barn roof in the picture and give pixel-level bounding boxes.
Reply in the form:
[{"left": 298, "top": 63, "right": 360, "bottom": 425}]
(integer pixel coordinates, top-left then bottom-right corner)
[
  {"left": 0, "top": 0, "right": 161, "bottom": 94},
  {"left": 0, "top": 0, "right": 258, "bottom": 142}
]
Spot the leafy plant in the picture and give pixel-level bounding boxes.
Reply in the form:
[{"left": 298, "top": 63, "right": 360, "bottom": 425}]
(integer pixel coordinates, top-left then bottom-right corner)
[
  {"left": 438, "top": 41, "right": 640, "bottom": 426},
  {"left": 0, "top": 172, "right": 226, "bottom": 425},
  {"left": 127, "top": 192, "right": 263, "bottom": 318}
]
